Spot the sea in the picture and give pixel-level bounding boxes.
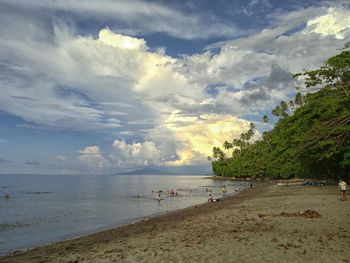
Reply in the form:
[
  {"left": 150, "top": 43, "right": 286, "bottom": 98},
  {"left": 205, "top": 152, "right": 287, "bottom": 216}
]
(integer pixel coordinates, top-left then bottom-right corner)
[{"left": 0, "top": 174, "right": 254, "bottom": 255}]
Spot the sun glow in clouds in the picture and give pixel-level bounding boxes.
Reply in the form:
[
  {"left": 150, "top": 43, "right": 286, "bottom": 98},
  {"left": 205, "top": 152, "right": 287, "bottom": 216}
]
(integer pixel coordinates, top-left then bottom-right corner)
[{"left": 164, "top": 112, "right": 251, "bottom": 165}]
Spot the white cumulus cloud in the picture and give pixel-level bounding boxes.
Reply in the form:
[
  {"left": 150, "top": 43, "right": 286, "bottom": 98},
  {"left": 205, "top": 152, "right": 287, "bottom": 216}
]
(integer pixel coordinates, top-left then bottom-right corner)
[
  {"left": 78, "top": 146, "right": 109, "bottom": 171},
  {"left": 111, "top": 140, "right": 162, "bottom": 167}
]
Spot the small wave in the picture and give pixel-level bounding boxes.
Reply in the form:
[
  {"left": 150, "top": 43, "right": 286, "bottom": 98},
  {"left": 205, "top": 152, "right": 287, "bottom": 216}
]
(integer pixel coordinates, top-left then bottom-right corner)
[
  {"left": 25, "top": 191, "right": 53, "bottom": 195},
  {"left": 0, "top": 223, "right": 31, "bottom": 229}
]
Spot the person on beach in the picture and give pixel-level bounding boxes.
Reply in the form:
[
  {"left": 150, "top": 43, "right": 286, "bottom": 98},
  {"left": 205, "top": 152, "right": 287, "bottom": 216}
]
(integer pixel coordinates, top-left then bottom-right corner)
[
  {"left": 208, "top": 194, "right": 220, "bottom": 202},
  {"left": 157, "top": 191, "right": 161, "bottom": 201},
  {"left": 338, "top": 179, "right": 349, "bottom": 201},
  {"left": 222, "top": 186, "right": 226, "bottom": 193}
]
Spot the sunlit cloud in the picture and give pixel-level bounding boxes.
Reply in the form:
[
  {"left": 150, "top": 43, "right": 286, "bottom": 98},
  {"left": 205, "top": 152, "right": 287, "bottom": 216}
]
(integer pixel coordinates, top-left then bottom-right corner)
[
  {"left": 99, "top": 28, "right": 147, "bottom": 50},
  {"left": 306, "top": 8, "right": 350, "bottom": 39},
  {"left": 160, "top": 112, "right": 251, "bottom": 165},
  {"left": 111, "top": 140, "right": 163, "bottom": 167},
  {"left": 78, "top": 146, "right": 109, "bottom": 171},
  {"left": 77, "top": 146, "right": 101, "bottom": 154}
]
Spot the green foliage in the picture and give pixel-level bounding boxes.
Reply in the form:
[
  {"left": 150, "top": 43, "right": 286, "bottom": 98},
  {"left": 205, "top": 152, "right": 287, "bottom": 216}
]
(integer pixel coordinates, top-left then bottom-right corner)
[{"left": 210, "top": 51, "right": 350, "bottom": 180}]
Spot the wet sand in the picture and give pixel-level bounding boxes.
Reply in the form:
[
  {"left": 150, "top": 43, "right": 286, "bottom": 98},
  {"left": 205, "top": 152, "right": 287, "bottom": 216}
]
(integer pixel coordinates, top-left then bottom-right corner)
[{"left": 1, "top": 184, "right": 349, "bottom": 263}]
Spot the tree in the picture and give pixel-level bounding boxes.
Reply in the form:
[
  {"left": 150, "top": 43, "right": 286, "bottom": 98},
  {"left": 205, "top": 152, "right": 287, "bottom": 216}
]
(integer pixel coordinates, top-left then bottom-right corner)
[
  {"left": 263, "top": 115, "right": 269, "bottom": 123},
  {"left": 210, "top": 50, "right": 350, "bottom": 180},
  {"left": 294, "top": 51, "right": 350, "bottom": 159},
  {"left": 294, "top": 51, "right": 350, "bottom": 96}
]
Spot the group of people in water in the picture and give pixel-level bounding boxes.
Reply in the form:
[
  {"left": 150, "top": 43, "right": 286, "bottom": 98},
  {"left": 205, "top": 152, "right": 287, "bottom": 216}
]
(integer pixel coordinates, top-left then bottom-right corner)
[
  {"left": 134, "top": 184, "right": 254, "bottom": 202},
  {"left": 156, "top": 189, "right": 179, "bottom": 201},
  {"left": 154, "top": 186, "right": 230, "bottom": 202}
]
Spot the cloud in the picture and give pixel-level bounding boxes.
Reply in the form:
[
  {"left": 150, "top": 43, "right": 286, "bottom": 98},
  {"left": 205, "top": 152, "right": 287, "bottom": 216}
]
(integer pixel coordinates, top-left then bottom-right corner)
[
  {"left": 159, "top": 112, "right": 252, "bottom": 165},
  {"left": 187, "top": 7, "right": 350, "bottom": 111},
  {"left": 240, "top": 0, "right": 273, "bottom": 16},
  {"left": 99, "top": 28, "right": 148, "bottom": 50},
  {"left": 55, "top": 155, "right": 66, "bottom": 161},
  {"left": 0, "top": 25, "right": 163, "bottom": 130},
  {"left": 306, "top": 8, "right": 350, "bottom": 39},
  {"left": 111, "top": 140, "right": 164, "bottom": 167},
  {"left": 0, "top": 0, "right": 240, "bottom": 40},
  {"left": 77, "top": 146, "right": 101, "bottom": 154},
  {"left": 78, "top": 146, "right": 109, "bottom": 171}
]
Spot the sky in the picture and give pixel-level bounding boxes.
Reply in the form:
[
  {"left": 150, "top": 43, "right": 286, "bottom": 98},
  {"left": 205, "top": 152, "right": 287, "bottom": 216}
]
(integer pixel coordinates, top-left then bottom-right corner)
[{"left": 0, "top": 0, "right": 349, "bottom": 175}]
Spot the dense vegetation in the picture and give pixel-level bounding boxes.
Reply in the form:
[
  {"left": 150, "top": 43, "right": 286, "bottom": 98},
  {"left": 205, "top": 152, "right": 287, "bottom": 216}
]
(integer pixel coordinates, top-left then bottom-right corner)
[{"left": 210, "top": 50, "right": 350, "bottom": 181}]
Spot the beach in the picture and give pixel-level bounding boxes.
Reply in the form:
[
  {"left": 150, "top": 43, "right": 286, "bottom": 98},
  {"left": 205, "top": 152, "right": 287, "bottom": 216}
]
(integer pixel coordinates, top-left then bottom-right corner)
[{"left": 1, "top": 184, "right": 349, "bottom": 263}]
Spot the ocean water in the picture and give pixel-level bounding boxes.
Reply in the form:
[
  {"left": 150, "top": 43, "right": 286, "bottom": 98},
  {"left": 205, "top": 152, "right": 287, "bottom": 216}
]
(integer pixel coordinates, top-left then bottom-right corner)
[{"left": 0, "top": 174, "right": 253, "bottom": 255}]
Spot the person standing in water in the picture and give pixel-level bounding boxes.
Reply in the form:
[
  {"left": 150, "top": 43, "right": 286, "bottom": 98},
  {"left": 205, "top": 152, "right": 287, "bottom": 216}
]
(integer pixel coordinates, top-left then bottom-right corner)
[{"left": 157, "top": 191, "right": 161, "bottom": 201}]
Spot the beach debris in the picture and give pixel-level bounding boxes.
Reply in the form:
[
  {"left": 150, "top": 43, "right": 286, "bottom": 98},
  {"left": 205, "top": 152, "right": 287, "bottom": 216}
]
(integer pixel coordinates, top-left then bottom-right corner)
[
  {"left": 279, "top": 242, "right": 301, "bottom": 249},
  {"left": 295, "top": 249, "right": 307, "bottom": 255},
  {"left": 258, "top": 209, "right": 321, "bottom": 219}
]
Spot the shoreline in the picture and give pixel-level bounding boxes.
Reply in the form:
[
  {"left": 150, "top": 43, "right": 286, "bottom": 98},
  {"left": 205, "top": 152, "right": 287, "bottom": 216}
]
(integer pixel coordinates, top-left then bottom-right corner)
[
  {"left": 0, "top": 185, "right": 256, "bottom": 256},
  {"left": 1, "top": 184, "right": 349, "bottom": 262}
]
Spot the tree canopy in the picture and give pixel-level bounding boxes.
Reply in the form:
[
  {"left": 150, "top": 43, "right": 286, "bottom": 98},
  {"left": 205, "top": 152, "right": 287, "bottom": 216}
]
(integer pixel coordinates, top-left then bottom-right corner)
[{"left": 210, "top": 51, "right": 350, "bottom": 181}]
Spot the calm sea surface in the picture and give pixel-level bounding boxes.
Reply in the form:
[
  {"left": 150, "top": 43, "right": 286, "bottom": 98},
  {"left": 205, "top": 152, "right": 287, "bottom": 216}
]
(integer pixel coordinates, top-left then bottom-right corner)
[{"left": 0, "top": 174, "right": 253, "bottom": 255}]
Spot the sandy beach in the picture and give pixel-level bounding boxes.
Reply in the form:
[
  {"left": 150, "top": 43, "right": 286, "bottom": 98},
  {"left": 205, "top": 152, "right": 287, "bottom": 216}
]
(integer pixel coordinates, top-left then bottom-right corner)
[{"left": 1, "top": 184, "right": 349, "bottom": 263}]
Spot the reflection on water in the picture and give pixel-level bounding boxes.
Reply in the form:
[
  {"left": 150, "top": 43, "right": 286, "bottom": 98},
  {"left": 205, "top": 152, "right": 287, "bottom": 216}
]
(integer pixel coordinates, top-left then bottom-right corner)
[{"left": 0, "top": 174, "right": 254, "bottom": 255}]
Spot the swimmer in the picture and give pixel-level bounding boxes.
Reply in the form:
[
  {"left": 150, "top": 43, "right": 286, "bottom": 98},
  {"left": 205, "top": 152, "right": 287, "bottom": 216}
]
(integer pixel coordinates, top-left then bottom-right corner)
[
  {"left": 157, "top": 191, "right": 161, "bottom": 201},
  {"left": 222, "top": 186, "right": 226, "bottom": 193}
]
